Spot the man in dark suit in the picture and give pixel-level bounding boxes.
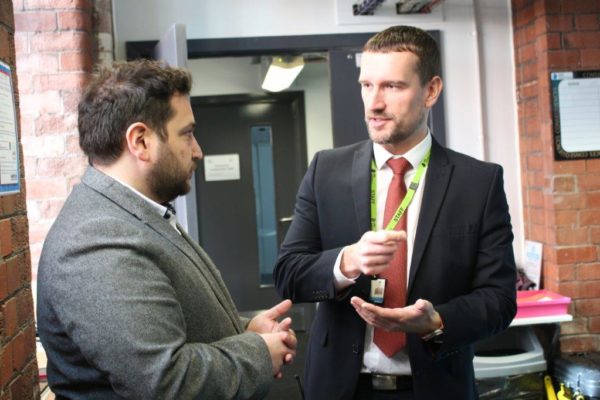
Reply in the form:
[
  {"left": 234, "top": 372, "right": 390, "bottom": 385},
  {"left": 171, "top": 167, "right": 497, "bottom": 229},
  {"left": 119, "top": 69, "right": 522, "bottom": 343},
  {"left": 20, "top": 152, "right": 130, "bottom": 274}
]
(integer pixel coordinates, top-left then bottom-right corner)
[
  {"left": 274, "top": 25, "right": 517, "bottom": 399},
  {"left": 37, "top": 59, "right": 296, "bottom": 399}
]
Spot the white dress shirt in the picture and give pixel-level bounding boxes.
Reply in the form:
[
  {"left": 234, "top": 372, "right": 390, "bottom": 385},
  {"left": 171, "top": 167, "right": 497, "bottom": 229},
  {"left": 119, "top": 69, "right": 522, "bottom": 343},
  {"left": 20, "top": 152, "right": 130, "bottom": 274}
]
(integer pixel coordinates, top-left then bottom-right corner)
[{"left": 332, "top": 133, "right": 431, "bottom": 375}]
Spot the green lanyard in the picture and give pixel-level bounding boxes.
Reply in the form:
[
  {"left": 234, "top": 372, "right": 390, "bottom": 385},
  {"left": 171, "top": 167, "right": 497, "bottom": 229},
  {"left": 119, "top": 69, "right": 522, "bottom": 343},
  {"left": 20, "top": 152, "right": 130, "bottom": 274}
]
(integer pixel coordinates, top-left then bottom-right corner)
[{"left": 370, "top": 147, "right": 431, "bottom": 231}]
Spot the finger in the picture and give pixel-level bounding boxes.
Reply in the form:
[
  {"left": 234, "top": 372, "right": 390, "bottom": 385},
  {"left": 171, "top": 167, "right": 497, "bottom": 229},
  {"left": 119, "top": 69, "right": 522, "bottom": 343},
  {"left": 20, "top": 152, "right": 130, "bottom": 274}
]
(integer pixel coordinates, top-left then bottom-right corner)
[
  {"left": 280, "top": 331, "right": 298, "bottom": 350},
  {"left": 263, "top": 299, "right": 293, "bottom": 319},
  {"left": 284, "top": 353, "right": 294, "bottom": 364},
  {"left": 277, "top": 317, "right": 292, "bottom": 332},
  {"left": 384, "top": 230, "right": 407, "bottom": 242},
  {"left": 359, "top": 264, "right": 390, "bottom": 276},
  {"left": 363, "top": 230, "right": 405, "bottom": 244},
  {"left": 353, "top": 307, "right": 376, "bottom": 325},
  {"left": 350, "top": 296, "right": 365, "bottom": 308},
  {"left": 358, "top": 252, "right": 396, "bottom": 264},
  {"left": 362, "top": 230, "right": 396, "bottom": 244},
  {"left": 359, "top": 241, "right": 398, "bottom": 256},
  {"left": 275, "top": 371, "right": 283, "bottom": 379}
]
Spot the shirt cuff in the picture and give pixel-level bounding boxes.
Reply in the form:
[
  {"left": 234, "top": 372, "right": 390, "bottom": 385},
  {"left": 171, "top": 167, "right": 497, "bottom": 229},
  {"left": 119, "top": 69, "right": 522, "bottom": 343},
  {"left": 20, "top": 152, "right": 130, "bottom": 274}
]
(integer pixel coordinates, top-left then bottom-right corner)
[{"left": 333, "top": 247, "right": 360, "bottom": 290}]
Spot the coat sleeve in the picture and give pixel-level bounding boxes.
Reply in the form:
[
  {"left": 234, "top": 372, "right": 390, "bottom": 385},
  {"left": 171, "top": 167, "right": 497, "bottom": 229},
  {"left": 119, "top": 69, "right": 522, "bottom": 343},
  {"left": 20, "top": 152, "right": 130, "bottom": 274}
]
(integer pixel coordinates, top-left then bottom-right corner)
[{"left": 274, "top": 151, "right": 368, "bottom": 303}]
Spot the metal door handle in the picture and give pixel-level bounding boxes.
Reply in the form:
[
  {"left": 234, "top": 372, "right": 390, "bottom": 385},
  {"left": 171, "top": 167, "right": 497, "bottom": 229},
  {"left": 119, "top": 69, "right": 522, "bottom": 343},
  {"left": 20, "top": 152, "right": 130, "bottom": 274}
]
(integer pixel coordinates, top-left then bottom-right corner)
[{"left": 279, "top": 216, "right": 294, "bottom": 223}]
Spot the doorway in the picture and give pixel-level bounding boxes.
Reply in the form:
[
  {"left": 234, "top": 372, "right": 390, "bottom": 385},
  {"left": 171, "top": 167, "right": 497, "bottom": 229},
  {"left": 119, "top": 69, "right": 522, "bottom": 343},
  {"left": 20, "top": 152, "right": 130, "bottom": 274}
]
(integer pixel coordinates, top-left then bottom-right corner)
[{"left": 192, "top": 92, "right": 313, "bottom": 329}]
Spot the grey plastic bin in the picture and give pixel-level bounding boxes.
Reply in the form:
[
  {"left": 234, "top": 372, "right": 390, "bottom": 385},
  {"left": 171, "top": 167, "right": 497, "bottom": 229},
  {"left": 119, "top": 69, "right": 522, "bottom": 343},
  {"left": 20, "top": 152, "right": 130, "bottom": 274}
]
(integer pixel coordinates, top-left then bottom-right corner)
[{"left": 474, "top": 326, "right": 546, "bottom": 379}]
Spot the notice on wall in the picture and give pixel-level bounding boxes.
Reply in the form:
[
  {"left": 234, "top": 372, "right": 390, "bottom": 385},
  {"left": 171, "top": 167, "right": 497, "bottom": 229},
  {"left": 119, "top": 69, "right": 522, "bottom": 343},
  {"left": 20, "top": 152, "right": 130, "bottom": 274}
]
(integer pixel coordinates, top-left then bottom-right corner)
[
  {"left": 551, "top": 70, "right": 600, "bottom": 160},
  {"left": 523, "top": 240, "right": 543, "bottom": 290},
  {"left": 204, "top": 154, "right": 240, "bottom": 182},
  {"left": 0, "top": 62, "right": 20, "bottom": 196}
]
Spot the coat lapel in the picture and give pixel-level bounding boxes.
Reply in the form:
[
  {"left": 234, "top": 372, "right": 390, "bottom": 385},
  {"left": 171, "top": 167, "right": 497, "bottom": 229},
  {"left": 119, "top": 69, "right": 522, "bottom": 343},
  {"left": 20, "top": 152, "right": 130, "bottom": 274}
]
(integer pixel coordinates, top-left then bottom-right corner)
[
  {"left": 352, "top": 141, "right": 374, "bottom": 235},
  {"left": 408, "top": 139, "right": 452, "bottom": 296},
  {"left": 178, "top": 227, "right": 245, "bottom": 333}
]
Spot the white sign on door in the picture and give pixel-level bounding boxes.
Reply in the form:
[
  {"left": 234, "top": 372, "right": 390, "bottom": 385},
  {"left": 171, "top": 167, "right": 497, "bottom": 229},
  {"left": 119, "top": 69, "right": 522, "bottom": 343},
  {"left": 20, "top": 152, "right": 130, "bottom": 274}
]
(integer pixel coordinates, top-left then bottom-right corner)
[{"left": 204, "top": 154, "right": 240, "bottom": 182}]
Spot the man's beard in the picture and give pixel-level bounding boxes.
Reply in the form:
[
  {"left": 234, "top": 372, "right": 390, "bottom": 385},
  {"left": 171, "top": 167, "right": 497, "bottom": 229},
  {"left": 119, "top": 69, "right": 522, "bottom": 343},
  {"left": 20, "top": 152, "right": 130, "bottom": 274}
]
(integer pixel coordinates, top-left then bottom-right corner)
[
  {"left": 367, "top": 108, "right": 427, "bottom": 146},
  {"left": 148, "top": 145, "right": 194, "bottom": 203}
]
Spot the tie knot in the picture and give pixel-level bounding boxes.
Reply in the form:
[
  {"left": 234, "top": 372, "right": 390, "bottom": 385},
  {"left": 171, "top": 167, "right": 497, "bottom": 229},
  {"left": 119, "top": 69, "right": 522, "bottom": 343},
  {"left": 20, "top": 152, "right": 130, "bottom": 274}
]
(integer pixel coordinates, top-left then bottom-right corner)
[{"left": 386, "top": 157, "right": 411, "bottom": 176}]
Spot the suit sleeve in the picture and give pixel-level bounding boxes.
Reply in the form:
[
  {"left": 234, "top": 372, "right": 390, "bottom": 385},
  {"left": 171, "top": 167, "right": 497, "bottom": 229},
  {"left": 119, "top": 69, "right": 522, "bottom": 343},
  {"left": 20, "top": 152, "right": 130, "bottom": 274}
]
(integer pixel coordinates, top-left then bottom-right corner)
[
  {"left": 274, "top": 152, "right": 366, "bottom": 303},
  {"left": 433, "top": 165, "right": 517, "bottom": 354},
  {"left": 44, "top": 217, "right": 272, "bottom": 400}
]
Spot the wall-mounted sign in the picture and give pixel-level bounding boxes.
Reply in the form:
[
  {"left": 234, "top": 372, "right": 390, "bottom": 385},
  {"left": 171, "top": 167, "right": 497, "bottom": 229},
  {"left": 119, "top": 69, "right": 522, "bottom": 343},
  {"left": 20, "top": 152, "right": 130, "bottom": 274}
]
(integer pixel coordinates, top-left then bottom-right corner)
[
  {"left": 204, "top": 154, "right": 240, "bottom": 182},
  {"left": 551, "top": 70, "right": 600, "bottom": 160},
  {"left": 0, "top": 61, "right": 20, "bottom": 196}
]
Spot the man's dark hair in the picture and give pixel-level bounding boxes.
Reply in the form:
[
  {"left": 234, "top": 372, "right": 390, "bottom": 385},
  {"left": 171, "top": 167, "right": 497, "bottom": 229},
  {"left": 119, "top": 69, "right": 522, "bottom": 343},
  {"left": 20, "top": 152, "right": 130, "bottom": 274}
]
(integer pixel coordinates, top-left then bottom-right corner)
[
  {"left": 78, "top": 59, "right": 192, "bottom": 165},
  {"left": 363, "top": 25, "right": 441, "bottom": 86}
]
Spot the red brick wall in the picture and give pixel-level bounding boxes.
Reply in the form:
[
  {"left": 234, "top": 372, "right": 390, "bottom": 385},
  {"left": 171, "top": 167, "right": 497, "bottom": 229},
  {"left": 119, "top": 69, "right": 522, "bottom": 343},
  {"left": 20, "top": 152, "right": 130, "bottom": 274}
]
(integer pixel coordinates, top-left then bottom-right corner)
[
  {"left": 13, "top": 0, "right": 113, "bottom": 281},
  {"left": 0, "top": 0, "right": 39, "bottom": 399},
  {"left": 512, "top": 0, "right": 600, "bottom": 353}
]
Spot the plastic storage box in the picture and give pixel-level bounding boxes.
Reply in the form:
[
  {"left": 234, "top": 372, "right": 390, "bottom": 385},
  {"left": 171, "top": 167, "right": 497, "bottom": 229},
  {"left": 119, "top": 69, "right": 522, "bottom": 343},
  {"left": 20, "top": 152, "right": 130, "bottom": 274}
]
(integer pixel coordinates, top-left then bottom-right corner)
[
  {"left": 515, "top": 290, "right": 571, "bottom": 319},
  {"left": 473, "top": 326, "right": 546, "bottom": 379}
]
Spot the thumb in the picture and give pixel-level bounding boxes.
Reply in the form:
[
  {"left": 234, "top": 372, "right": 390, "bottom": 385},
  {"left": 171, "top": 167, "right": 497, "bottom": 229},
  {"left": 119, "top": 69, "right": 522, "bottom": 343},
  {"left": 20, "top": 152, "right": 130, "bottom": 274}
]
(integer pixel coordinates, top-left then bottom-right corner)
[
  {"left": 414, "top": 298, "right": 432, "bottom": 312},
  {"left": 264, "top": 299, "right": 293, "bottom": 319}
]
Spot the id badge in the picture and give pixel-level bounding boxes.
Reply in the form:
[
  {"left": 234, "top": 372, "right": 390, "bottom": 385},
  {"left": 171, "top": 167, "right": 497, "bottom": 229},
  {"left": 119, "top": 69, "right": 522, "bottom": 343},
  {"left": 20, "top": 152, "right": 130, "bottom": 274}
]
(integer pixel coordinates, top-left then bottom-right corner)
[{"left": 369, "top": 278, "right": 386, "bottom": 304}]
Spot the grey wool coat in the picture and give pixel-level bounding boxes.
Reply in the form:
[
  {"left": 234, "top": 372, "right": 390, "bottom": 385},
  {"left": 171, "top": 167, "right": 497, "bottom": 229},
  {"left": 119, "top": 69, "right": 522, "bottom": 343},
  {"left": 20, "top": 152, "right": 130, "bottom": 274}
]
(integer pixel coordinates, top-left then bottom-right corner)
[{"left": 37, "top": 167, "right": 273, "bottom": 400}]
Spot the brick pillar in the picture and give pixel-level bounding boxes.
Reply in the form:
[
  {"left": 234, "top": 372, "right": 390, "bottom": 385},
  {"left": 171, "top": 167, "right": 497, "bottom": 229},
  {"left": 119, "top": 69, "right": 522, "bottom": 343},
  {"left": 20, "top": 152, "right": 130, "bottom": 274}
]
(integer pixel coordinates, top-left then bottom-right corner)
[
  {"left": 14, "top": 0, "right": 113, "bottom": 283},
  {"left": 0, "top": 0, "right": 40, "bottom": 399},
  {"left": 512, "top": 0, "right": 600, "bottom": 353}
]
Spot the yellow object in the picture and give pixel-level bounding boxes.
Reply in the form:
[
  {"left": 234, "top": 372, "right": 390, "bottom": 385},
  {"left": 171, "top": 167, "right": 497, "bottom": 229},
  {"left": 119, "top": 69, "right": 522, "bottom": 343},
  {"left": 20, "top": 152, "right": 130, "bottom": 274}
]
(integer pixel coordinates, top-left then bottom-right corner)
[
  {"left": 557, "top": 382, "right": 571, "bottom": 400},
  {"left": 545, "top": 375, "right": 558, "bottom": 400}
]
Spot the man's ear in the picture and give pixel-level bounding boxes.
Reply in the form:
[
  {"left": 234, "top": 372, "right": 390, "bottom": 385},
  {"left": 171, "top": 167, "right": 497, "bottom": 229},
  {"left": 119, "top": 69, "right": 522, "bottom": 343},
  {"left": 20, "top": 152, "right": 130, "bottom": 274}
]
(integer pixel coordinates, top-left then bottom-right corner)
[
  {"left": 424, "top": 76, "right": 443, "bottom": 108},
  {"left": 125, "top": 122, "right": 153, "bottom": 162}
]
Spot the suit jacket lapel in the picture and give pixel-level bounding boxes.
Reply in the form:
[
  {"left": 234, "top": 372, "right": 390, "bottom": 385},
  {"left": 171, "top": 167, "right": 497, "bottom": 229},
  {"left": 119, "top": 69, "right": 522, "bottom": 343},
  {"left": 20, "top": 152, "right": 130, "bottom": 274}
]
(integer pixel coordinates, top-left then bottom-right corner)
[
  {"left": 352, "top": 141, "right": 374, "bottom": 235},
  {"left": 351, "top": 141, "right": 375, "bottom": 294},
  {"left": 408, "top": 139, "right": 452, "bottom": 296},
  {"left": 178, "top": 226, "right": 245, "bottom": 333}
]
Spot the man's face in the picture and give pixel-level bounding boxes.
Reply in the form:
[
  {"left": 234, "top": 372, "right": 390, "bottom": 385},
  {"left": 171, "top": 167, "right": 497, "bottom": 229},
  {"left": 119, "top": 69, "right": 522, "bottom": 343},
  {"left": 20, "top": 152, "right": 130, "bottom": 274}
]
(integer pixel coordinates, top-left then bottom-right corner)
[
  {"left": 147, "top": 93, "right": 202, "bottom": 203},
  {"left": 359, "top": 51, "right": 434, "bottom": 152}
]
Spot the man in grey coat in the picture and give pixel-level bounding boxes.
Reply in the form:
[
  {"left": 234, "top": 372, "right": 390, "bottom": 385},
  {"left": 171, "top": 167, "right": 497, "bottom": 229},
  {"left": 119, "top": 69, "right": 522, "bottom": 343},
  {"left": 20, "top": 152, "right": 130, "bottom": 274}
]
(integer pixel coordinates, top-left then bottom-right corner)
[{"left": 36, "top": 59, "right": 297, "bottom": 399}]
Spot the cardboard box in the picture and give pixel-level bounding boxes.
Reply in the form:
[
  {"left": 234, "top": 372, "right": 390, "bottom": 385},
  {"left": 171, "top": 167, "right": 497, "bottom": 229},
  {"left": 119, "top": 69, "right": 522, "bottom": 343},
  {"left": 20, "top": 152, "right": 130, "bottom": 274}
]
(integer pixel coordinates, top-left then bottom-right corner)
[{"left": 515, "top": 290, "right": 571, "bottom": 318}]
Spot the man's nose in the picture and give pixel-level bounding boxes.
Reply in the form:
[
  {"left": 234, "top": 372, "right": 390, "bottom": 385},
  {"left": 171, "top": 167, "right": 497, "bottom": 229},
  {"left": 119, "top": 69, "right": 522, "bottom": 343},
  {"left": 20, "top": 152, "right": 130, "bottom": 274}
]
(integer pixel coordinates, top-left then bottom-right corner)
[
  {"left": 366, "top": 88, "right": 385, "bottom": 111},
  {"left": 192, "top": 137, "right": 203, "bottom": 160}
]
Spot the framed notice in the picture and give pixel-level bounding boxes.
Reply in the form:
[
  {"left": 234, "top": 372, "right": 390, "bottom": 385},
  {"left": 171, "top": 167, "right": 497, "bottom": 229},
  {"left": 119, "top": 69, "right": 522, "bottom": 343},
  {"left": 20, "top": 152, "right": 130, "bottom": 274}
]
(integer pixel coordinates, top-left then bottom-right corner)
[
  {"left": 203, "top": 154, "right": 240, "bottom": 182},
  {"left": 551, "top": 70, "right": 600, "bottom": 160},
  {"left": 0, "top": 62, "right": 20, "bottom": 195}
]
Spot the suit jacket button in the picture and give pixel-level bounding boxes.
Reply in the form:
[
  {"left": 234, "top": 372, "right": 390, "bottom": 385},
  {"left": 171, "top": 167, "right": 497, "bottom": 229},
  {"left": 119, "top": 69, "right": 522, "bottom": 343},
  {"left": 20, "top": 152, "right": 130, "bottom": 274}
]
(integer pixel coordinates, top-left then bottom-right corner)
[{"left": 352, "top": 344, "right": 359, "bottom": 354}]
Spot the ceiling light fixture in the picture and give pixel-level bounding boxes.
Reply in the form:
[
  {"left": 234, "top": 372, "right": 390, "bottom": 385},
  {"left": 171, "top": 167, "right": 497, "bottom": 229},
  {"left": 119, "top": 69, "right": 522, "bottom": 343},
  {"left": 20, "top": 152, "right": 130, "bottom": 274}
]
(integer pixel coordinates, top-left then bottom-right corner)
[{"left": 261, "top": 56, "right": 304, "bottom": 92}]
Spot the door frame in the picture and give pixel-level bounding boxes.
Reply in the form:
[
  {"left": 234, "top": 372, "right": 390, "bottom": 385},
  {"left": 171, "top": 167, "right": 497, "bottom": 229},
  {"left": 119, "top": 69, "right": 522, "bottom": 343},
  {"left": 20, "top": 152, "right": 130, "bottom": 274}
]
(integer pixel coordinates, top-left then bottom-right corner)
[
  {"left": 190, "top": 91, "right": 313, "bottom": 330},
  {"left": 190, "top": 90, "right": 308, "bottom": 249}
]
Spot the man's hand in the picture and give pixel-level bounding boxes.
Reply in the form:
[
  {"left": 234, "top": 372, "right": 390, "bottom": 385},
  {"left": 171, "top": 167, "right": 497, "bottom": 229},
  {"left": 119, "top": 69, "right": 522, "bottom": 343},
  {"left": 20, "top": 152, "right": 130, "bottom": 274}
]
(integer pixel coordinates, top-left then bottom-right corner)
[
  {"left": 260, "top": 330, "right": 297, "bottom": 379},
  {"left": 340, "top": 230, "right": 406, "bottom": 278},
  {"left": 247, "top": 299, "right": 293, "bottom": 334},
  {"left": 249, "top": 299, "right": 296, "bottom": 378},
  {"left": 350, "top": 297, "right": 442, "bottom": 334}
]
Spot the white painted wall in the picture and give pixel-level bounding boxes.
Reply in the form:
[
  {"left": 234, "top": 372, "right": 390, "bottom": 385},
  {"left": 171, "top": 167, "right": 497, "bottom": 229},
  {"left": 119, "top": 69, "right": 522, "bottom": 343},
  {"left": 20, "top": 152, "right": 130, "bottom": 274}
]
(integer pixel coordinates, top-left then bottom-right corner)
[{"left": 112, "top": 0, "right": 524, "bottom": 265}]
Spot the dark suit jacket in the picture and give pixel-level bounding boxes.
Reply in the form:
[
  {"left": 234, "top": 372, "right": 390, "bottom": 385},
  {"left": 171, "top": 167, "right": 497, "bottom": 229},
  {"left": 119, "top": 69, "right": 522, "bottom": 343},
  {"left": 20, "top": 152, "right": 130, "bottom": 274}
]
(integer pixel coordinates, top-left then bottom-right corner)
[
  {"left": 37, "top": 167, "right": 273, "bottom": 399},
  {"left": 274, "top": 138, "right": 517, "bottom": 400}
]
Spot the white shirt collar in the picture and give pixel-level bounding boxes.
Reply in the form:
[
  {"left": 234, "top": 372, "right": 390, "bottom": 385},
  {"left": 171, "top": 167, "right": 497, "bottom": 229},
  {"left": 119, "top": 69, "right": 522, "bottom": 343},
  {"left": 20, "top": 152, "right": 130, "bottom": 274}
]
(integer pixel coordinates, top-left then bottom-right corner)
[
  {"left": 110, "top": 176, "right": 169, "bottom": 218},
  {"left": 372, "top": 133, "right": 432, "bottom": 171}
]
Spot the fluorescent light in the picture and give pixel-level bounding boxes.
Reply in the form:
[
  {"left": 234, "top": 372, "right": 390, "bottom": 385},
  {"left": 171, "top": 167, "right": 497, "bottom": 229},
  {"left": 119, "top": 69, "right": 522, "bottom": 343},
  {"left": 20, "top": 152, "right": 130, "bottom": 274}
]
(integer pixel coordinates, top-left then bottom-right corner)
[{"left": 261, "top": 56, "right": 304, "bottom": 92}]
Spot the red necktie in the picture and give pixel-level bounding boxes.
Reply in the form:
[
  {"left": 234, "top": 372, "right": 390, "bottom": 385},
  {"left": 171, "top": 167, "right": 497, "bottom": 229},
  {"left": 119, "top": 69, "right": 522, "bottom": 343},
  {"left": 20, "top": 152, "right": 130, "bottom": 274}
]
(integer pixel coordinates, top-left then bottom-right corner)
[{"left": 373, "top": 157, "right": 412, "bottom": 357}]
